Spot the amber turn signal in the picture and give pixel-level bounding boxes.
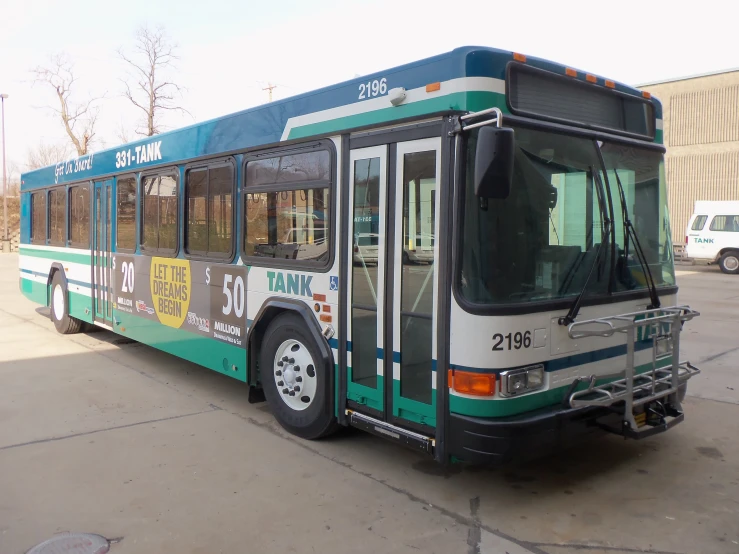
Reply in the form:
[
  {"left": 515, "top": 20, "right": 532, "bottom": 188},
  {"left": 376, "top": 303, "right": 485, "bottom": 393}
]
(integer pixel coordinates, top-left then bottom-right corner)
[{"left": 448, "top": 369, "right": 496, "bottom": 396}]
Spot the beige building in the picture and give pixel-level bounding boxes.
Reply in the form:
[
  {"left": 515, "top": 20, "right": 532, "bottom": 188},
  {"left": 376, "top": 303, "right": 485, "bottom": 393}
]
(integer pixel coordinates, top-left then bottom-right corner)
[{"left": 639, "top": 69, "right": 739, "bottom": 246}]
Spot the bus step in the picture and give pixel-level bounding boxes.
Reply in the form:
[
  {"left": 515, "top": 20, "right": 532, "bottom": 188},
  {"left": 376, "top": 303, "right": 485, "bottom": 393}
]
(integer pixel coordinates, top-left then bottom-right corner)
[{"left": 348, "top": 411, "right": 434, "bottom": 455}]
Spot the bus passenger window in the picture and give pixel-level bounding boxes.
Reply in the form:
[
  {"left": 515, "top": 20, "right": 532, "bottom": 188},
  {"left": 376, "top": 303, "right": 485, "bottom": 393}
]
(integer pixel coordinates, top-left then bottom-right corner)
[
  {"left": 31, "top": 191, "right": 47, "bottom": 245},
  {"left": 116, "top": 176, "right": 136, "bottom": 251},
  {"left": 185, "top": 163, "right": 233, "bottom": 257},
  {"left": 141, "top": 172, "right": 179, "bottom": 255},
  {"left": 48, "top": 188, "right": 66, "bottom": 246},
  {"left": 69, "top": 184, "right": 90, "bottom": 248},
  {"left": 244, "top": 148, "right": 332, "bottom": 266}
]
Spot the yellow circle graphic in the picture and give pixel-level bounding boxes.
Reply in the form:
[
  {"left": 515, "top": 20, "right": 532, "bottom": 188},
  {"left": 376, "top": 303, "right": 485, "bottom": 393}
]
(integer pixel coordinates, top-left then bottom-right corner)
[{"left": 150, "top": 257, "right": 191, "bottom": 328}]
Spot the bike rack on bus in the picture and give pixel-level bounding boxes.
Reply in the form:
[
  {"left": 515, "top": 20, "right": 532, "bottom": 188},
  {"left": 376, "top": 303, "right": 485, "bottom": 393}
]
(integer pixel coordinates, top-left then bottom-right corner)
[{"left": 565, "top": 306, "right": 701, "bottom": 438}]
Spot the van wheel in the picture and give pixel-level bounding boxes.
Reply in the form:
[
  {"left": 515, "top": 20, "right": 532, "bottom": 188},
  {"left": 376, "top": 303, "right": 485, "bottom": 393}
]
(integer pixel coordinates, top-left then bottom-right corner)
[
  {"left": 718, "top": 251, "right": 739, "bottom": 274},
  {"left": 50, "top": 273, "right": 83, "bottom": 334},
  {"left": 260, "top": 313, "right": 338, "bottom": 439}
]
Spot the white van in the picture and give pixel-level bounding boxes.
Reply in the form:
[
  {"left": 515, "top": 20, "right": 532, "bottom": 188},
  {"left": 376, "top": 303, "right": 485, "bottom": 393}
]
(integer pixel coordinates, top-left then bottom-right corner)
[{"left": 685, "top": 200, "right": 739, "bottom": 274}]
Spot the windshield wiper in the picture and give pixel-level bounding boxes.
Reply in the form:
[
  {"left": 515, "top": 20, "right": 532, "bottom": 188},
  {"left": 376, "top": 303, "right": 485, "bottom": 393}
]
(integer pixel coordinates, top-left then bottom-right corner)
[
  {"left": 559, "top": 169, "right": 611, "bottom": 326},
  {"left": 612, "top": 168, "right": 661, "bottom": 309}
]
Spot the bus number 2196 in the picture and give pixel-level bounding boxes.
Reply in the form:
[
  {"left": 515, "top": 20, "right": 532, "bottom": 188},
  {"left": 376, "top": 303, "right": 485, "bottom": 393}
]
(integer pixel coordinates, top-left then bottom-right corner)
[
  {"left": 358, "top": 78, "right": 387, "bottom": 99},
  {"left": 492, "top": 331, "right": 532, "bottom": 351}
]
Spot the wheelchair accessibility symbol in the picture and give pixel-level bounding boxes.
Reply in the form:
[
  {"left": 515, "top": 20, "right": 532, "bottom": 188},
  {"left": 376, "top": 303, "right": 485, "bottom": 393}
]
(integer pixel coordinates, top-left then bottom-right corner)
[{"left": 329, "top": 276, "right": 339, "bottom": 291}]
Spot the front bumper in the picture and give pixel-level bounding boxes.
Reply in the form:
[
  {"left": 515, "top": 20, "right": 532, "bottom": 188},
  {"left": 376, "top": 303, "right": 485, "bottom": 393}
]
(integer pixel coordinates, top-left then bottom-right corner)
[
  {"left": 448, "top": 403, "right": 618, "bottom": 465},
  {"left": 448, "top": 381, "right": 690, "bottom": 465}
]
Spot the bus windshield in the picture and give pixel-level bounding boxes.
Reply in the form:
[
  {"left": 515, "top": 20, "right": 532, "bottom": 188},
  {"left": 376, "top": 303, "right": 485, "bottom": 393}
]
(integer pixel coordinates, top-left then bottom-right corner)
[{"left": 459, "top": 125, "right": 675, "bottom": 306}]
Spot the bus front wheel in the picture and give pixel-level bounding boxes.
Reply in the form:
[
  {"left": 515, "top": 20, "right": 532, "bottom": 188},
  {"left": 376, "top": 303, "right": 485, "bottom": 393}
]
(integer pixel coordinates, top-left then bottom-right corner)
[
  {"left": 50, "top": 273, "right": 83, "bottom": 334},
  {"left": 260, "top": 312, "right": 338, "bottom": 440}
]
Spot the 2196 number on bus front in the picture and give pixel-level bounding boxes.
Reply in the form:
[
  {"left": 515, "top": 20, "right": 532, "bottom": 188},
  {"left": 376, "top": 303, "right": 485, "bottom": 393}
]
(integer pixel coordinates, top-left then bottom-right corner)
[{"left": 492, "top": 331, "right": 532, "bottom": 351}]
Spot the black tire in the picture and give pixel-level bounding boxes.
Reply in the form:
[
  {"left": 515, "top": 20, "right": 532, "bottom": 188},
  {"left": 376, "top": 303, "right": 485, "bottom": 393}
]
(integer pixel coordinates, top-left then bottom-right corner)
[
  {"left": 260, "top": 312, "right": 338, "bottom": 439},
  {"left": 49, "top": 272, "right": 83, "bottom": 334},
  {"left": 718, "top": 251, "right": 739, "bottom": 274}
]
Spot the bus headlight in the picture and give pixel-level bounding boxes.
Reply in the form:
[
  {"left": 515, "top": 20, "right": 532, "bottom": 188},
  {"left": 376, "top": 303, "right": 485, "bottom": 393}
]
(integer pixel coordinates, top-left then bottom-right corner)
[{"left": 500, "top": 364, "right": 545, "bottom": 397}]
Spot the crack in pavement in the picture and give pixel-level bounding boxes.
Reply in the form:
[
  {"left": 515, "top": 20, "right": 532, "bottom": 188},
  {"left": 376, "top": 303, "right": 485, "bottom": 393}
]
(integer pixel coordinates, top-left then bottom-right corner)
[
  {"left": 467, "top": 496, "right": 481, "bottom": 554},
  {"left": 697, "top": 345, "right": 739, "bottom": 364},
  {"left": 0, "top": 406, "right": 221, "bottom": 451},
  {"left": 529, "top": 543, "right": 684, "bottom": 554}
]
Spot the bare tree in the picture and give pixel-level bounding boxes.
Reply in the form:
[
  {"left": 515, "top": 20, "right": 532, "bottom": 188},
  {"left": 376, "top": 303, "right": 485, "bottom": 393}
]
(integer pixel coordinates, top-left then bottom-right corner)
[
  {"left": 115, "top": 121, "right": 133, "bottom": 145},
  {"left": 25, "top": 142, "right": 72, "bottom": 170},
  {"left": 32, "top": 54, "right": 99, "bottom": 156},
  {"left": 118, "top": 26, "right": 190, "bottom": 136}
]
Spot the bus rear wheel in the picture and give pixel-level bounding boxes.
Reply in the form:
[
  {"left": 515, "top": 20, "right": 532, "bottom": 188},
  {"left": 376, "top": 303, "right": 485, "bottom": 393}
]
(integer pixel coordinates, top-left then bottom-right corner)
[
  {"left": 50, "top": 273, "right": 83, "bottom": 334},
  {"left": 260, "top": 313, "right": 337, "bottom": 439},
  {"left": 719, "top": 251, "right": 739, "bottom": 274}
]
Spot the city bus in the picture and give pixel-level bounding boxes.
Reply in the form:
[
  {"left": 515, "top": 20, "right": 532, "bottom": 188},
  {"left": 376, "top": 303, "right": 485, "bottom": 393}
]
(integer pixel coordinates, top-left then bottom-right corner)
[{"left": 19, "top": 46, "right": 701, "bottom": 465}]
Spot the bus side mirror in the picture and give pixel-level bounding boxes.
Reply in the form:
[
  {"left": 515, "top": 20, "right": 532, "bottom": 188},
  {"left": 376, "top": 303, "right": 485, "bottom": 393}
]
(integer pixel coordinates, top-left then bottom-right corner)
[{"left": 474, "top": 126, "right": 515, "bottom": 199}]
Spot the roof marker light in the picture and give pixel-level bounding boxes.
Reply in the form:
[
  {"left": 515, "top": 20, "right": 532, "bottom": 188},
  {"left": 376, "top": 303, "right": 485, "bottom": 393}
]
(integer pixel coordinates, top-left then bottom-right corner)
[
  {"left": 605, "top": 79, "right": 616, "bottom": 89},
  {"left": 642, "top": 90, "right": 652, "bottom": 99},
  {"left": 586, "top": 74, "right": 597, "bottom": 83},
  {"left": 513, "top": 52, "right": 527, "bottom": 63},
  {"left": 565, "top": 68, "right": 577, "bottom": 77}
]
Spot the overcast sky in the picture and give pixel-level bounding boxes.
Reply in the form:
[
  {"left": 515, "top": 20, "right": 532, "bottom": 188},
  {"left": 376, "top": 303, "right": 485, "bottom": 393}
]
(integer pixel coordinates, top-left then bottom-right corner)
[{"left": 1, "top": 0, "right": 736, "bottom": 180}]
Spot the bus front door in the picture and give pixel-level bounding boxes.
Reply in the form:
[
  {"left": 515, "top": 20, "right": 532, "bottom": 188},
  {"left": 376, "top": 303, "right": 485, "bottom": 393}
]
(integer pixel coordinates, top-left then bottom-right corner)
[
  {"left": 346, "top": 137, "right": 441, "bottom": 435},
  {"left": 92, "top": 179, "right": 113, "bottom": 326}
]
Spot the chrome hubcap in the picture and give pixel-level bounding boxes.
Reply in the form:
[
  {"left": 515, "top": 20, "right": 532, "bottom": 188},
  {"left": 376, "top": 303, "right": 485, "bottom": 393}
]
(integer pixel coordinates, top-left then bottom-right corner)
[
  {"left": 273, "top": 339, "right": 317, "bottom": 411},
  {"left": 725, "top": 256, "right": 739, "bottom": 271}
]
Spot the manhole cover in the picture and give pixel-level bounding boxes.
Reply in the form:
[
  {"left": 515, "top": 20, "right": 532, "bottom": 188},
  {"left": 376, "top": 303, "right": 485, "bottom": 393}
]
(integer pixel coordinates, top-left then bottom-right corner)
[{"left": 27, "top": 533, "right": 109, "bottom": 554}]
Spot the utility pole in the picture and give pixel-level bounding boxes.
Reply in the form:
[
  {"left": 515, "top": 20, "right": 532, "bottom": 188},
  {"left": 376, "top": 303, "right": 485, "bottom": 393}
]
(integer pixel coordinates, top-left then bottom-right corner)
[
  {"left": 262, "top": 82, "right": 277, "bottom": 102},
  {"left": 1, "top": 93, "right": 8, "bottom": 253}
]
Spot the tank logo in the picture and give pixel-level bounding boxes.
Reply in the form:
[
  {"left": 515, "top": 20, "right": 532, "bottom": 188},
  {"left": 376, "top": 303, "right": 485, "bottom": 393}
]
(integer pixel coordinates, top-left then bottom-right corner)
[{"left": 267, "top": 271, "right": 312, "bottom": 297}]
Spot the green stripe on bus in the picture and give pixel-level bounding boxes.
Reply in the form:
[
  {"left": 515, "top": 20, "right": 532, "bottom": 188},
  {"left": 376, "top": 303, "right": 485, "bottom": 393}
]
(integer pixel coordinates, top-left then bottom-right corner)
[
  {"left": 19, "top": 246, "right": 91, "bottom": 265},
  {"left": 450, "top": 359, "right": 674, "bottom": 418},
  {"left": 68, "top": 291, "right": 94, "bottom": 323},
  {"left": 346, "top": 370, "right": 384, "bottom": 412},
  {"left": 20, "top": 277, "right": 48, "bottom": 305},
  {"left": 392, "top": 379, "right": 436, "bottom": 427},
  {"left": 287, "top": 91, "right": 505, "bottom": 140},
  {"left": 114, "top": 311, "right": 248, "bottom": 382}
]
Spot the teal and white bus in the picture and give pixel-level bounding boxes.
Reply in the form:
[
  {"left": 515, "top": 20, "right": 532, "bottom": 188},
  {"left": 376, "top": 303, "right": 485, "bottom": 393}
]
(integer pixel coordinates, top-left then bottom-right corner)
[{"left": 19, "top": 46, "right": 700, "bottom": 464}]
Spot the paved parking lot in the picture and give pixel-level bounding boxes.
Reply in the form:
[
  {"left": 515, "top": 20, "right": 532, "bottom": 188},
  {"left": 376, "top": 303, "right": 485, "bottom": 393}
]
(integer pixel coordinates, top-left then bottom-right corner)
[{"left": 1, "top": 255, "right": 737, "bottom": 554}]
